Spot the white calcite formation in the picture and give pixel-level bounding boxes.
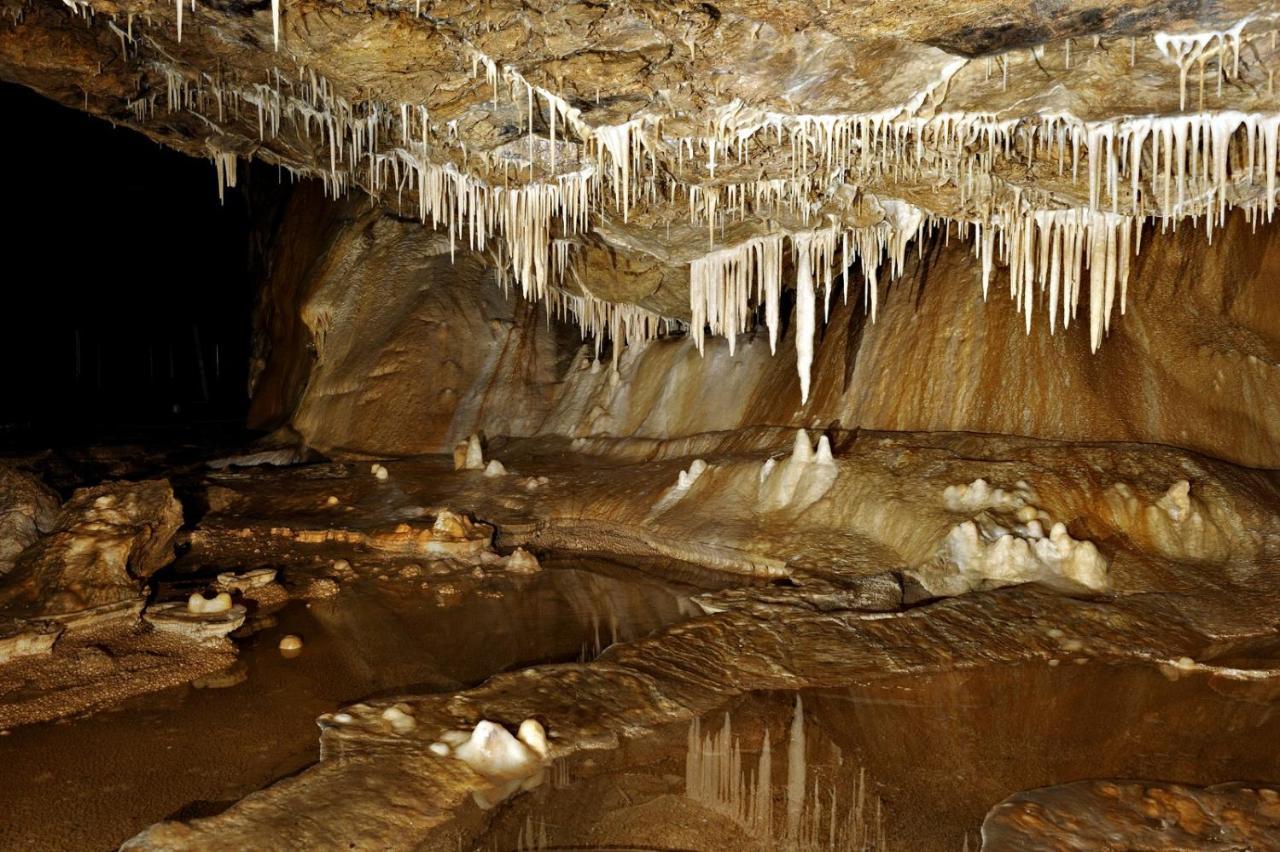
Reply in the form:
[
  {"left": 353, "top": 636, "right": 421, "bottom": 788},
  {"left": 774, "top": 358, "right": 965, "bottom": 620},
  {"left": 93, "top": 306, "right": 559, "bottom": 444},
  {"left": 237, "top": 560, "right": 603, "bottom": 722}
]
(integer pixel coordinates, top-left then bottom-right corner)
[
  {"left": 214, "top": 568, "right": 278, "bottom": 594},
  {"left": 503, "top": 548, "right": 541, "bottom": 574},
  {"left": 917, "top": 478, "right": 1108, "bottom": 595},
  {"left": 380, "top": 705, "right": 416, "bottom": 733},
  {"left": 187, "top": 592, "right": 233, "bottom": 614},
  {"left": 454, "top": 434, "right": 487, "bottom": 472},
  {"left": 1156, "top": 480, "right": 1193, "bottom": 522},
  {"left": 943, "top": 478, "right": 1038, "bottom": 514},
  {"left": 941, "top": 519, "right": 1108, "bottom": 593},
  {"left": 1102, "top": 479, "right": 1251, "bottom": 563},
  {"left": 482, "top": 459, "right": 508, "bottom": 477},
  {"left": 758, "top": 430, "right": 838, "bottom": 512},
  {"left": 651, "top": 459, "right": 708, "bottom": 514},
  {"left": 146, "top": 594, "right": 246, "bottom": 642},
  {"left": 439, "top": 719, "right": 550, "bottom": 810},
  {"left": 370, "top": 463, "right": 389, "bottom": 482}
]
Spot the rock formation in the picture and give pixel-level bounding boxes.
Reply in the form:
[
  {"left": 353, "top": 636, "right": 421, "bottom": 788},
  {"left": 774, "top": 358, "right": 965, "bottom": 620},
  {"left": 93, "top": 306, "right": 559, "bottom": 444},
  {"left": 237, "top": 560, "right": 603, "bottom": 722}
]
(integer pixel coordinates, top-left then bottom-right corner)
[
  {"left": 982, "top": 780, "right": 1280, "bottom": 850},
  {"left": 3, "top": 0, "right": 1279, "bottom": 462},
  {"left": 0, "top": 465, "right": 59, "bottom": 576},
  {"left": 0, "top": 478, "right": 182, "bottom": 628},
  {"left": 3, "top": 0, "right": 1280, "bottom": 849}
]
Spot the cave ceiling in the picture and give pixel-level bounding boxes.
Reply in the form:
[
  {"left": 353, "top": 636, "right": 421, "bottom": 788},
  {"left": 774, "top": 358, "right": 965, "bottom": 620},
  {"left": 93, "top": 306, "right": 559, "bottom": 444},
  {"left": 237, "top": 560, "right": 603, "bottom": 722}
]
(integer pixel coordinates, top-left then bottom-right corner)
[{"left": 2, "top": 0, "right": 1277, "bottom": 395}]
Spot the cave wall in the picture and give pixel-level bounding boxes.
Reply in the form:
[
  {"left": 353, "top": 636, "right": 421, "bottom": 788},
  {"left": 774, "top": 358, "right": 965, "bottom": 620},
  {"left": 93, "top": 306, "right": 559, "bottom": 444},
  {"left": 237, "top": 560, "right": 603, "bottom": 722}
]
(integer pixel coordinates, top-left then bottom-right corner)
[
  {"left": 248, "top": 188, "right": 575, "bottom": 456},
  {"left": 251, "top": 198, "right": 1280, "bottom": 468}
]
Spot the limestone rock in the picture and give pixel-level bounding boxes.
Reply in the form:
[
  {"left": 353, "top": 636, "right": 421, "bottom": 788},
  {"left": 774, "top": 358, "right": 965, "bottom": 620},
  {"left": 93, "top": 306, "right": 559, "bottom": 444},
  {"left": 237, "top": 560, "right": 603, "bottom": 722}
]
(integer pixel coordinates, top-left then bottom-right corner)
[
  {"left": 0, "top": 465, "right": 59, "bottom": 576},
  {"left": 0, "top": 618, "right": 62, "bottom": 664},
  {"left": 206, "top": 446, "right": 318, "bottom": 470},
  {"left": 240, "top": 200, "right": 1280, "bottom": 469},
  {"left": 143, "top": 601, "right": 247, "bottom": 643},
  {"left": 0, "top": 479, "right": 183, "bottom": 628}
]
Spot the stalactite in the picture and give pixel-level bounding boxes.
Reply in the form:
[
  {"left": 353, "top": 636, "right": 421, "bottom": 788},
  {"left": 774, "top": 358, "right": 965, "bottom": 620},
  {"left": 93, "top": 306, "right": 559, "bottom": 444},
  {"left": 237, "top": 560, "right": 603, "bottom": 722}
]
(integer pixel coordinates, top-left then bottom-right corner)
[{"left": 116, "top": 8, "right": 1278, "bottom": 394}]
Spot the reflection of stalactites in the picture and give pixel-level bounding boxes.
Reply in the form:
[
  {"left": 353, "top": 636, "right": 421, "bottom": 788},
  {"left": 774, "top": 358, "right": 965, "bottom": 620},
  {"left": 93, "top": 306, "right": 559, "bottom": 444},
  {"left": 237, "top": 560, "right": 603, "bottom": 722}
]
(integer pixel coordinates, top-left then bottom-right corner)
[
  {"left": 786, "top": 695, "right": 806, "bottom": 841},
  {"left": 684, "top": 700, "right": 885, "bottom": 849}
]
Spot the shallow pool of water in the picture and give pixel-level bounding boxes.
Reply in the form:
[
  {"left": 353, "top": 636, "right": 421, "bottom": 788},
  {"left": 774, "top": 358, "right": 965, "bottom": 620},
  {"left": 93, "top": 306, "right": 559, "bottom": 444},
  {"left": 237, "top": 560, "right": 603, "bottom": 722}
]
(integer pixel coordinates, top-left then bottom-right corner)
[
  {"left": 476, "top": 659, "right": 1280, "bottom": 850},
  {"left": 0, "top": 561, "right": 699, "bottom": 851}
]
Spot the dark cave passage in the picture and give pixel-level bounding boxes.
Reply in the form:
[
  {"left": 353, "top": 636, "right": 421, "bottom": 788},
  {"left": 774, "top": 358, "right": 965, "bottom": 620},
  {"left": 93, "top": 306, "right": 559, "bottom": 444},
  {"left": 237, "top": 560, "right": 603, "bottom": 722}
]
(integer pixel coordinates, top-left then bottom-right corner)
[{"left": 0, "top": 82, "right": 275, "bottom": 445}]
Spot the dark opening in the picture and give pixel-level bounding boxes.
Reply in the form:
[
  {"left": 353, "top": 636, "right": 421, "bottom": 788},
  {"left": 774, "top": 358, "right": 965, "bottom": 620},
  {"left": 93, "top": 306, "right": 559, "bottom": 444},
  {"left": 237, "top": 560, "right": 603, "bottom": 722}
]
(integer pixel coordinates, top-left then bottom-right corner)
[{"left": 0, "top": 82, "right": 267, "bottom": 448}]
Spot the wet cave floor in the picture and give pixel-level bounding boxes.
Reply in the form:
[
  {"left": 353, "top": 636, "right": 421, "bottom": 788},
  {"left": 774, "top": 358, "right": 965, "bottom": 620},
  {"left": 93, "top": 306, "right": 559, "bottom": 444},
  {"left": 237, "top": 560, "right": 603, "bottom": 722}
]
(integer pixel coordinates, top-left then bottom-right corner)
[
  {"left": 3, "top": 431, "right": 1280, "bottom": 850},
  {"left": 4, "top": 560, "right": 1279, "bottom": 850},
  {"left": 0, "top": 559, "right": 702, "bottom": 851}
]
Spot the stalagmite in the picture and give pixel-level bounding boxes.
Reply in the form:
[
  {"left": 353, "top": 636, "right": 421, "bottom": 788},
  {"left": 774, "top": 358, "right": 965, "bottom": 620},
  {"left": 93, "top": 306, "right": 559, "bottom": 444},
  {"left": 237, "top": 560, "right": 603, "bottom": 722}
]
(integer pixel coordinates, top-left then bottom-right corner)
[
  {"left": 652, "top": 459, "right": 708, "bottom": 514},
  {"left": 464, "top": 434, "right": 485, "bottom": 470},
  {"left": 187, "top": 592, "right": 232, "bottom": 614},
  {"left": 759, "top": 430, "right": 837, "bottom": 511},
  {"left": 450, "top": 719, "right": 550, "bottom": 809}
]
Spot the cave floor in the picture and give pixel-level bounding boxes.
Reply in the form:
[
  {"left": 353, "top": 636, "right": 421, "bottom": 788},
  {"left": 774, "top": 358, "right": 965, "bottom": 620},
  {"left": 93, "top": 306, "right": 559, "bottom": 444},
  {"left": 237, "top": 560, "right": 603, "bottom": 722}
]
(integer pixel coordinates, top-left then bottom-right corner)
[
  {"left": 2, "top": 430, "right": 1280, "bottom": 849},
  {"left": 0, "top": 559, "right": 698, "bottom": 851}
]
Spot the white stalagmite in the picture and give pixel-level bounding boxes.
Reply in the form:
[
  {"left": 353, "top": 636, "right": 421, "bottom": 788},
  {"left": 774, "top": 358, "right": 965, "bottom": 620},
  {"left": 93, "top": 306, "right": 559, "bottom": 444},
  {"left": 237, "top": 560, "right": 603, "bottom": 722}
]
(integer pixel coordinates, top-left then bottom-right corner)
[
  {"left": 448, "top": 719, "right": 550, "bottom": 809},
  {"left": 652, "top": 459, "right": 708, "bottom": 514},
  {"left": 464, "top": 434, "right": 485, "bottom": 470},
  {"left": 758, "top": 430, "right": 838, "bottom": 511},
  {"left": 940, "top": 518, "right": 1109, "bottom": 592}
]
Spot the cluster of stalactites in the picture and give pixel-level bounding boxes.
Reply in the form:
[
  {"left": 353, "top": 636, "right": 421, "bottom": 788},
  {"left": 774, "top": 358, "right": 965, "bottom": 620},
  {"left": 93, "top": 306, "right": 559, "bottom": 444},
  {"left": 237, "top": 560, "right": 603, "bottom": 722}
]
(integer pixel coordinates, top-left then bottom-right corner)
[
  {"left": 687, "top": 205, "right": 924, "bottom": 402},
  {"left": 208, "top": 145, "right": 237, "bottom": 204},
  {"left": 124, "top": 16, "right": 1280, "bottom": 399},
  {"left": 981, "top": 208, "right": 1135, "bottom": 350},
  {"left": 545, "top": 287, "right": 665, "bottom": 367}
]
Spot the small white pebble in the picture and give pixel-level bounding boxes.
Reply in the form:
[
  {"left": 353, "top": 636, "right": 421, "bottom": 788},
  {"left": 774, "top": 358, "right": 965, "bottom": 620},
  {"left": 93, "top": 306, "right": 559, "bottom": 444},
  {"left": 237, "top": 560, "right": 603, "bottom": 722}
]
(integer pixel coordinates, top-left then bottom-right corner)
[
  {"left": 279, "top": 634, "right": 303, "bottom": 653},
  {"left": 325, "top": 495, "right": 340, "bottom": 506},
  {"left": 333, "top": 713, "right": 354, "bottom": 724},
  {"left": 1174, "top": 656, "right": 1196, "bottom": 670},
  {"left": 1046, "top": 628, "right": 1065, "bottom": 639},
  {"left": 429, "top": 742, "right": 450, "bottom": 757}
]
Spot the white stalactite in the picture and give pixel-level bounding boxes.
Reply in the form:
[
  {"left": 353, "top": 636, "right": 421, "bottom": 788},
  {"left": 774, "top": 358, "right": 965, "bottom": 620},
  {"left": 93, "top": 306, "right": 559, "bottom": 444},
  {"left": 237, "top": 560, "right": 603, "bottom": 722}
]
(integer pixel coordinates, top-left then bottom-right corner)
[{"left": 129, "top": 10, "right": 1280, "bottom": 395}]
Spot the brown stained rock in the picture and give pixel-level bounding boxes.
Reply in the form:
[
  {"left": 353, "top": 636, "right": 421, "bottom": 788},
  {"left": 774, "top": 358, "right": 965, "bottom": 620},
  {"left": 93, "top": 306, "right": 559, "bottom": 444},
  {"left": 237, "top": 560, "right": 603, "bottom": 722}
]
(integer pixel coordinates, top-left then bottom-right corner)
[
  {"left": 980, "top": 780, "right": 1280, "bottom": 851},
  {"left": 0, "top": 465, "right": 59, "bottom": 577},
  {"left": 0, "top": 625, "right": 236, "bottom": 729},
  {"left": 0, "top": 479, "right": 183, "bottom": 626},
  {"left": 0, "top": 618, "right": 62, "bottom": 664}
]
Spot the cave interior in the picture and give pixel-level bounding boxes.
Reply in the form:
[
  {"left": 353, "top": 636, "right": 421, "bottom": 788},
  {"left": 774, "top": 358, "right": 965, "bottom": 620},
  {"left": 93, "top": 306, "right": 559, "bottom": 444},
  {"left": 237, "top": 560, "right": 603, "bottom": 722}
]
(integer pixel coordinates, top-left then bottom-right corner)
[{"left": 2, "top": 1, "right": 1280, "bottom": 849}]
